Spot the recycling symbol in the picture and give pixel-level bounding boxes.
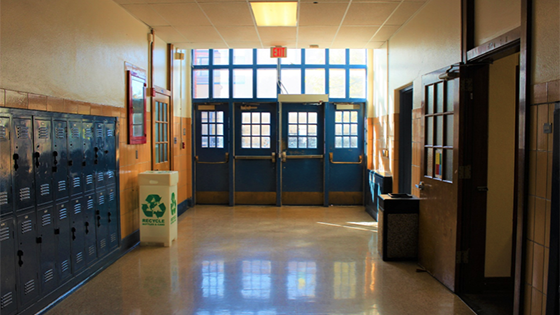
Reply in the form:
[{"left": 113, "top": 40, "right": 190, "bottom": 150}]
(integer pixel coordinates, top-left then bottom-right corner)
[
  {"left": 170, "top": 192, "right": 177, "bottom": 216},
  {"left": 142, "top": 194, "right": 166, "bottom": 218}
]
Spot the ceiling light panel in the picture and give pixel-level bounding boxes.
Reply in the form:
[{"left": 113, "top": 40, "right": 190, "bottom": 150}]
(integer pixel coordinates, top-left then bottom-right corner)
[{"left": 250, "top": 2, "right": 298, "bottom": 27}]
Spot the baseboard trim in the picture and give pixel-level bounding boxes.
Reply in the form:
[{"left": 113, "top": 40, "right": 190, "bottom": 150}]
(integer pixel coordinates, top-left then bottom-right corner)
[{"left": 178, "top": 198, "right": 193, "bottom": 216}]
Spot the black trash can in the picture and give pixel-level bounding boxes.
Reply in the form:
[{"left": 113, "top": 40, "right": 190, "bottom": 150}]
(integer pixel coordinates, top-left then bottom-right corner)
[{"left": 378, "top": 194, "right": 419, "bottom": 261}]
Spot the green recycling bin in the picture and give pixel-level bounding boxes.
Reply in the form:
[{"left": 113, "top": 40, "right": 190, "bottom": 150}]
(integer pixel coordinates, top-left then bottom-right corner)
[{"left": 139, "top": 171, "right": 179, "bottom": 246}]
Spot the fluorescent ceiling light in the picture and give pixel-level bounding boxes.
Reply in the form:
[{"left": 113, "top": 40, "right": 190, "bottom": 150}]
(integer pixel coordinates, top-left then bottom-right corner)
[{"left": 250, "top": 2, "right": 298, "bottom": 27}]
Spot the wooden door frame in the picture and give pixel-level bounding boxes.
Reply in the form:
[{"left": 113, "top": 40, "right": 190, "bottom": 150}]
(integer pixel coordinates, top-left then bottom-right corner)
[{"left": 151, "top": 86, "right": 173, "bottom": 171}]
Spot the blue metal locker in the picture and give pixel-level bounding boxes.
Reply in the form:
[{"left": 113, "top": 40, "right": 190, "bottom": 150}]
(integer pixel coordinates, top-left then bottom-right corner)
[
  {"left": 1, "top": 218, "right": 18, "bottom": 315},
  {"left": 12, "top": 116, "right": 35, "bottom": 212},
  {"left": 104, "top": 120, "right": 117, "bottom": 187},
  {"left": 33, "top": 117, "right": 54, "bottom": 206},
  {"left": 95, "top": 188, "right": 109, "bottom": 258},
  {"left": 82, "top": 120, "right": 96, "bottom": 193},
  {"left": 37, "top": 206, "right": 57, "bottom": 294},
  {"left": 68, "top": 119, "right": 83, "bottom": 197},
  {"left": 106, "top": 186, "right": 118, "bottom": 250},
  {"left": 52, "top": 118, "right": 69, "bottom": 201},
  {"left": 94, "top": 121, "right": 105, "bottom": 188},
  {"left": 69, "top": 197, "right": 86, "bottom": 273},
  {"left": 0, "top": 114, "right": 13, "bottom": 216},
  {"left": 83, "top": 193, "right": 97, "bottom": 265},
  {"left": 16, "top": 211, "right": 40, "bottom": 308},
  {"left": 55, "top": 201, "right": 72, "bottom": 282}
]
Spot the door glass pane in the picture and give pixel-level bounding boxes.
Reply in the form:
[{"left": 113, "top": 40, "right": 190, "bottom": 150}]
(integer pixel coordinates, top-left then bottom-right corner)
[
  {"left": 445, "top": 115, "right": 454, "bottom": 147},
  {"left": 242, "top": 112, "right": 251, "bottom": 124},
  {"left": 335, "top": 112, "right": 342, "bottom": 123},
  {"left": 288, "top": 137, "right": 297, "bottom": 148},
  {"left": 350, "top": 111, "right": 358, "bottom": 122},
  {"left": 262, "top": 113, "right": 270, "bottom": 124},
  {"left": 349, "top": 69, "right": 366, "bottom": 98},
  {"left": 446, "top": 80, "right": 454, "bottom": 112},
  {"left": 444, "top": 149, "right": 453, "bottom": 181},
  {"left": 233, "top": 49, "right": 253, "bottom": 65},
  {"left": 281, "top": 49, "right": 301, "bottom": 65},
  {"left": 252, "top": 125, "right": 260, "bottom": 136},
  {"left": 308, "top": 125, "right": 317, "bottom": 136},
  {"left": 288, "top": 125, "right": 297, "bottom": 135},
  {"left": 209, "top": 111, "right": 216, "bottom": 123},
  {"left": 242, "top": 137, "right": 251, "bottom": 148},
  {"left": 427, "top": 85, "right": 434, "bottom": 114},
  {"left": 335, "top": 137, "right": 342, "bottom": 148},
  {"left": 261, "top": 137, "right": 270, "bottom": 148},
  {"left": 217, "top": 137, "right": 224, "bottom": 148},
  {"left": 252, "top": 112, "right": 260, "bottom": 124},
  {"left": 257, "top": 49, "right": 277, "bottom": 65},
  {"left": 233, "top": 69, "right": 253, "bottom": 98},
  {"left": 288, "top": 112, "right": 297, "bottom": 123},
  {"left": 209, "top": 137, "right": 216, "bottom": 148},
  {"left": 298, "top": 112, "right": 307, "bottom": 124},
  {"left": 217, "top": 124, "right": 224, "bottom": 136},
  {"left": 308, "top": 112, "right": 317, "bottom": 124},
  {"left": 217, "top": 111, "right": 224, "bottom": 123},
  {"left": 426, "top": 117, "right": 433, "bottom": 145},
  {"left": 343, "top": 124, "right": 350, "bottom": 135},
  {"left": 155, "top": 144, "right": 160, "bottom": 162},
  {"left": 193, "top": 49, "right": 209, "bottom": 65},
  {"left": 436, "top": 116, "right": 443, "bottom": 146},
  {"left": 335, "top": 124, "right": 342, "bottom": 135},
  {"left": 350, "top": 124, "right": 358, "bottom": 135},
  {"left": 194, "top": 70, "right": 209, "bottom": 99},
  {"left": 298, "top": 137, "right": 307, "bottom": 148},
  {"left": 242, "top": 125, "right": 250, "bottom": 136},
  {"left": 329, "top": 49, "right": 345, "bottom": 64},
  {"left": 350, "top": 136, "right": 358, "bottom": 148},
  {"left": 329, "top": 69, "right": 346, "bottom": 98},
  {"left": 436, "top": 82, "right": 444, "bottom": 113},
  {"left": 343, "top": 111, "right": 350, "bottom": 122},
  {"left": 305, "top": 49, "right": 325, "bottom": 64},
  {"left": 262, "top": 125, "right": 270, "bottom": 136},
  {"left": 298, "top": 125, "right": 307, "bottom": 136},
  {"left": 349, "top": 49, "right": 366, "bottom": 65},
  {"left": 201, "top": 137, "right": 208, "bottom": 148},
  {"left": 201, "top": 111, "right": 208, "bottom": 122},
  {"left": 257, "top": 69, "right": 277, "bottom": 98},
  {"left": 281, "top": 69, "right": 301, "bottom": 94},
  {"left": 213, "top": 49, "right": 229, "bottom": 65},
  {"left": 426, "top": 148, "right": 433, "bottom": 177},
  {"left": 252, "top": 137, "right": 260, "bottom": 148},
  {"left": 435, "top": 149, "right": 443, "bottom": 179},
  {"left": 308, "top": 137, "right": 317, "bottom": 149},
  {"left": 213, "top": 69, "right": 229, "bottom": 98},
  {"left": 343, "top": 137, "right": 350, "bottom": 148},
  {"left": 305, "top": 69, "right": 325, "bottom": 94}
]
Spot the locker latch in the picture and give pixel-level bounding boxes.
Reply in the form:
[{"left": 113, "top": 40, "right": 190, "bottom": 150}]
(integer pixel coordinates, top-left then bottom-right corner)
[{"left": 36, "top": 237, "right": 42, "bottom": 244}]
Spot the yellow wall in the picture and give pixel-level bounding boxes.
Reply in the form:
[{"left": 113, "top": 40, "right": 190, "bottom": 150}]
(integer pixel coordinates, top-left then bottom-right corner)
[
  {"left": 532, "top": 0, "right": 560, "bottom": 84},
  {"left": 474, "top": 0, "right": 520, "bottom": 46},
  {"left": 485, "top": 53, "right": 519, "bottom": 277}
]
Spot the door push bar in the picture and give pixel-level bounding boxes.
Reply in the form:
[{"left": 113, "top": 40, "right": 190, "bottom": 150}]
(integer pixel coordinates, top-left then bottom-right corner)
[
  {"left": 235, "top": 152, "right": 276, "bottom": 163},
  {"left": 281, "top": 151, "right": 324, "bottom": 163},
  {"left": 196, "top": 152, "right": 229, "bottom": 164},
  {"left": 329, "top": 152, "right": 363, "bottom": 165}
]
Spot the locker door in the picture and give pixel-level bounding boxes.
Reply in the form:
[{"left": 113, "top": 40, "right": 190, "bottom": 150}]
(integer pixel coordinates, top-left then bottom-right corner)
[
  {"left": 68, "top": 119, "right": 83, "bottom": 197},
  {"left": 55, "top": 201, "right": 72, "bottom": 282},
  {"left": 12, "top": 116, "right": 35, "bottom": 212},
  {"left": 106, "top": 186, "right": 118, "bottom": 250},
  {"left": 104, "top": 120, "right": 116, "bottom": 187},
  {"left": 83, "top": 193, "right": 97, "bottom": 265},
  {"left": 95, "top": 188, "right": 108, "bottom": 258},
  {"left": 69, "top": 197, "right": 86, "bottom": 273},
  {"left": 52, "top": 118, "right": 69, "bottom": 201},
  {"left": 33, "top": 117, "right": 54, "bottom": 206},
  {"left": 94, "top": 121, "right": 105, "bottom": 188},
  {"left": 37, "top": 206, "right": 57, "bottom": 294},
  {"left": 0, "top": 114, "right": 13, "bottom": 216},
  {"left": 16, "top": 211, "right": 40, "bottom": 307},
  {"left": 83, "top": 120, "right": 95, "bottom": 193},
  {"left": 1, "top": 218, "right": 18, "bottom": 315}
]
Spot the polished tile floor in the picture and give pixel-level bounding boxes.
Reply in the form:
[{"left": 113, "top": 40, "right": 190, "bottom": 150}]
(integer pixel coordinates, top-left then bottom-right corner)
[{"left": 46, "top": 206, "right": 475, "bottom": 315}]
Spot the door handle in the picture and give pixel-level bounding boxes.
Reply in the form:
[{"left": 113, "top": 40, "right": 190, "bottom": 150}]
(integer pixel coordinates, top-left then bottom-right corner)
[
  {"left": 329, "top": 152, "right": 362, "bottom": 165},
  {"left": 196, "top": 152, "right": 229, "bottom": 164},
  {"left": 415, "top": 181, "right": 425, "bottom": 190},
  {"left": 235, "top": 152, "right": 276, "bottom": 163},
  {"left": 282, "top": 153, "right": 323, "bottom": 162}
]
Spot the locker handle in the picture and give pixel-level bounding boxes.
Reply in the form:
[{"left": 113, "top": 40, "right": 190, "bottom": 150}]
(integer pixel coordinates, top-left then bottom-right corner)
[
  {"left": 97, "top": 215, "right": 101, "bottom": 228},
  {"left": 13, "top": 153, "right": 19, "bottom": 170},
  {"left": 71, "top": 227, "right": 76, "bottom": 240},
  {"left": 36, "top": 237, "right": 42, "bottom": 244},
  {"left": 54, "top": 228, "right": 60, "bottom": 235},
  {"left": 34, "top": 152, "right": 41, "bottom": 168},
  {"left": 53, "top": 151, "right": 58, "bottom": 165},
  {"left": 85, "top": 222, "right": 90, "bottom": 234},
  {"left": 17, "top": 250, "right": 23, "bottom": 267},
  {"left": 108, "top": 212, "right": 112, "bottom": 223},
  {"left": 68, "top": 160, "right": 73, "bottom": 166}
]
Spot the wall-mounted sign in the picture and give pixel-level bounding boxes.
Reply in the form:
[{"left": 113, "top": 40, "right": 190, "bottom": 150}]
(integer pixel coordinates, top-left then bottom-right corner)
[{"left": 271, "top": 46, "right": 287, "bottom": 58}]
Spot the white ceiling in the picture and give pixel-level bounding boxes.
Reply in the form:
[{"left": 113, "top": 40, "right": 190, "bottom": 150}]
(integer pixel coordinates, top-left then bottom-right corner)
[{"left": 114, "top": 0, "right": 427, "bottom": 49}]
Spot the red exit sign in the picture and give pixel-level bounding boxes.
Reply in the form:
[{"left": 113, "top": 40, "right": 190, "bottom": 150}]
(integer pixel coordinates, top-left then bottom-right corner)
[{"left": 270, "top": 46, "right": 287, "bottom": 58}]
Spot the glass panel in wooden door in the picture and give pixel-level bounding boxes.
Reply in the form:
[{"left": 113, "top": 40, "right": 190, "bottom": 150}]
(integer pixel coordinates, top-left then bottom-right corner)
[{"left": 153, "top": 94, "right": 171, "bottom": 171}]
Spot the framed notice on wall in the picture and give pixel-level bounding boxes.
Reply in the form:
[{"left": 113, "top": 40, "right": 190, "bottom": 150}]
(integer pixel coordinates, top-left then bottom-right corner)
[{"left": 127, "top": 70, "right": 147, "bottom": 144}]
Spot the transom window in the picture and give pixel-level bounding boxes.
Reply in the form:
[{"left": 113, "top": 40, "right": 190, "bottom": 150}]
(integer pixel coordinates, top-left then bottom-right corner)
[
  {"left": 241, "top": 112, "right": 271, "bottom": 149},
  {"left": 334, "top": 110, "right": 359, "bottom": 148},
  {"left": 200, "top": 111, "right": 224, "bottom": 148},
  {"left": 288, "top": 112, "right": 318, "bottom": 149}
]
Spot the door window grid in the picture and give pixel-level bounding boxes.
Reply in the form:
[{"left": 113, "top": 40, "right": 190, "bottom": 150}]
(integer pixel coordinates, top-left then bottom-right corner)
[
  {"left": 241, "top": 112, "right": 271, "bottom": 149},
  {"left": 288, "top": 112, "right": 318, "bottom": 149},
  {"left": 334, "top": 110, "right": 358, "bottom": 148},
  {"left": 201, "top": 111, "right": 224, "bottom": 149},
  {"left": 155, "top": 101, "right": 169, "bottom": 163}
]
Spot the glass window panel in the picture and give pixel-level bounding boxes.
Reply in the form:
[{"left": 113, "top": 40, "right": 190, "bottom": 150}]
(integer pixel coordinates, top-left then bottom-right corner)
[
  {"left": 213, "top": 69, "right": 229, "bottom": 98},
  {"left": 252, "top": 112, "right": 261, "bottom": 124},
  {"left": 216, "top": 123, "right": 224, "bottom": 136},
  {"left": 242, "top": 137, "right": 251, "bottom": 148},
  {"left": 343, "top": 124, "right": 350, "bottom": 135},
  {"left": 262, "top": 137, "right": 270, "bottom": 148},
  {"left": 193, "top": 49, "right": 209, "bottom": 65},
  {"left": 427, "top": 85, "right": 434, "bottom": 114},
  {"left": 426, "top": 117, "right": 433, "bottom": 145},
  {"left": 233, "top": 69, "right": 253, "bottom": 98},
  {"left": 133, "top": 125, "right": 143, "bottom": 137},
  {"left": 426, "top": 148, "right": 433, "bottom": 177},
  {"left": 349, "top": 69, "right": 366, "bottom": 98},
  {"left": 209, "top": 124, "right": 216, "bottom": 135},
  {"left": 288, "top": 125, "right": 297, "bottom": 135},
  {"left": 242, "top": 112, "right": 251, "bottom": 124},
  {"left": 305, "top": 49, "right": 325, "bottom": 64},
  {"left": 209, "top": 111, "right": 216, "bottom": 122},
  {"left": 252, "top": 125, "right": 260, "bottom": 136},
  {"left": 217, "top": 136, "right": 224, "bottom": 148},
  {"left": 201, "top": 124, "right": 208, "bottom": 135},
  {"left": 329, "top": 49, "right": 345, "bottom": 64},
  {"left": 242, "top": 125, "right": 250, "bottom": 136},
  {"left": 436, "top": 82, "right": 444, "bottom": 113},
  {"left": 201, "top": 111, "right": 208, "bottom": 122},
  {"left": 446, "top": 80, "right": 454, "bottom": 112},
  {"left": 335, "top": 136, "right": 342, "bottom": 148},
  {"left": 280, "top": 69, "right": 301, "bottom": 94},
  {"left": 343, "top": 136, "right": 350, "bottom": 148},
  {"left": 155, "top": 144, "right": 160, "bottom": 162},
  {"left": 308, "top": 125, "right": 317, "bottom": 136},
  {"left": 262, "top": 125, "right": 270, "bottom": 136},
  {"left": 257, "top": 49, "right": 277, "bottom": 65},
  {"left": 164, "top": 143, "right": 168, "bottom": 161},
  {"left": 233, "top": 49, "right": 253, "bottom": 65},
  {"left": 217, "top": 111, "right": 224, "bottom": 123},
  {"left": 201, "top": 137, "right": 208, "bottom": 148},
  {"left": 299, "top": 112, "right": 307, "bottom": 124},
  {"left": 257, "top": 69, "right": 277, "bottom": 98},
  {"left": 435, "top": 149, "right": 443, "bottom": 179},
  {"left": 281, "top": 49, "right": 301, "bottom": 65},
  {"left": 289, "top": 112, "right": 297, "bottom": 123},
  {"left": 213, "top": 49, "right": 229, "bottom": 65},
  {"left": 444, "top": 149, "right": 453, "bottom": 181},
  {"left": 436, "top": 116, "right": 443, "bottom": 146},
  {"left": 252, "top": 137, "right": 260, "bottom": 148},
  {"left": 298, "top": 137, "right": 307, "bottom": 148},
  {"left": 305, "top": 69, "right": 325, "bottom": 94},
  {"left": 329, "top": 69, "right": 346, "bottom": 98},
  {"left": 350, "top": 136, "right": 358, "bottom": 148},
  {"left": 209, "top": 137, "right": 216, "bottom": 148},
  {"left": 350, "top": 111, "right": 358, "bottom": 122},
  {"left": 308, "top": 137, "right": 317, "bottom": 149},
  {"left": 155, "top": 123, "right": 160, "bottom": 140},
  {"left": 445, "top": 115, "right": 454, "bottom": 147},
  {"left": 308, "top": 112, "right": 318, "bottom": 124},
  {"left": 335, "top": 124, "right": 342, "bottom": 135},
  {"left": 288, "top": 137, "right": 297, "bottom": 148},
  {"left": 257, "top": 113, "right": 268, "bottom": 124},
  {"left": 193, "top": 70, "right": 209, "bottom": 98},
  {"left": 335, "top": 111, "right": 342, "bottom": 123},
  {"left": 298, "top": 125, "right": 307, "bottom": 136},
  {"left": 350, "top": 124, "right": 358, "bottom": 135},
  {"left": 343, "top": 111, "right": 350, "bottom": 122},
  {"left": 349, "top": 49, "right": 366, "bottom": 65},
  {"left": 164, "top": 124, "right": 168, "bottom": 141}
]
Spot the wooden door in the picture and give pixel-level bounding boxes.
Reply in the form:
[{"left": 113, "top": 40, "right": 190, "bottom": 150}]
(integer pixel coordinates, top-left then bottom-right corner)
[
  {"left": 418, "top": 65, "right": 463, "bottom": 291},
  {"left": 152, "top": 91, "right": 172, "bottom": 171}
]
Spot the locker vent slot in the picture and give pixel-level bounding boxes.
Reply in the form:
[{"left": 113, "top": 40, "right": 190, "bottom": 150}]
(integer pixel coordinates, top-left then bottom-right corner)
[
  {"left": 61, "top": 260, "right": 69, "bottom": 272},
  {"left": 111, "top": 233, "right": 117, "bottom": 243},
  {"left": 74, "top": 203, "right": 81, "bottom": 215},
  {"left": 19, "top": 187, "right": 31, "bottom": 201},
  {"left": 58, "top": 180, "right": 66, "bottom": 192},
  {"left": 85, "top": 128, "right": 93, "bottom": 139},
  {"left": 86, "top": 174, "right": 93, "bottom": 185},
  {"left": 44, "top": 269, "right": 54, "bottom": 283},
  {"left": 42, "top": 213, "right": 51, "bottom": 226},
  {"left": 0, "top": 226, "right": 10, "bottom": 242},
  {"left": 98, "top": 194, "right": 105, "bottom": 205},
  {"left": 88, "top": 245, "right": 95, "bottom": 256},
  {"left": 107, "top": 128, "right": 114, "bottom": 137},
  {"left": 106, "top": 171, "right": 114, "bottom": 179},
  {"left": 71, "top": 126, "right": 80, "bottom": 138},
  {"left": 0, "top": 191, "right": 7, "bottom": 206},
  {"left": 97, "top": 173, "right": 104, "bottom": 182},
  {"left": 76, "top": 252, "right": 83, "bottom": 264},
  {"left": 96, "top": 126, "right": 103, "bottom": 138},
  {"left": 24, "top": 279, "right": 35, "bottom": 295},
  {"left": 21, "top": 220, "right": 33, "bottom": 234},
  {"left": 38, "top": 126, "right": 49, "bottom": 139},
  {"left": 16, "top": 125, "right": 30, "bottom": 139},
  {"left": 1, "top": 291, "right": 13, "bottom": 309},
  {"left": 59, "top": 207, "right": 68, "bottom": 220},
  {"left": 56, "top": 127, "right": 66, "bottom": 139},
  {"left": 100, "top": 238, "right": 106, "bottom": 249},
  {"left": 109, "top": 191, "right": 115, "bottom": 202},
  {"left": 87, "top": 198, "right": 94, "bottom": 210},
  {"left": 40, "top": 183, "right": 50, "bottom": 196},
  {"left": 0, "top": 125, "right": 7, "bottom": 140},
  {"left": 73, "top": 177, "right": 80, "bottom": 188}
]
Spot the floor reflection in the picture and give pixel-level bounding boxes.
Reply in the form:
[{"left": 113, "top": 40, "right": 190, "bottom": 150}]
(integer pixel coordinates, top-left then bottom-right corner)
[
  {"left": 287, "top": 261, "right": 317, "bottom": 300},
  {"left": 241, "top": 260, "right": 271, "bottom": 299},
  {"left": 202, "top": 260, "right": 225, "bottom": 298}
]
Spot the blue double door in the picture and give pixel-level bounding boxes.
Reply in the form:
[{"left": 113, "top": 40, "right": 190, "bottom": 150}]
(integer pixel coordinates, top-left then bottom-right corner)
[{"left": 194, "top": 102, "right": 364, "bottom": 206}]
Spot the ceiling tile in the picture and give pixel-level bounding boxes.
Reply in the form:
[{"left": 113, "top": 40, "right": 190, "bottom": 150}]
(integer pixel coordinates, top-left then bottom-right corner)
[
  {"left": 153, "top": 26, "right": 188, "bottom": 42},
  {"left": 370, "top": 25, "right": 401, "bottom": 41},
  {"left": 198, "top": 3, "right": 254, "bottom": 26},
  {"left": 329, "top": 41, "right": 369, "bottom": 48},
  {"left": 121, "top": 4, "right": 169, "bottom": 26},
  {"left": 364, "top": 41, "right": 385, "bottom": 49},
  {"left": 385, "top": 2, "right": 425, "bottom": 25},
  {"left": 146, "top": 0, "right": 194, "bottom": 3},
  {"left": 173, "top": 41, "right": 230, "bottom": 49},
  {"left": 115, "top": 0, "right": 149, "bottom": 4},
  {"left": 299, "top": 3, "right": 349, "bottom": 26},
  {"left": 295, "top": 42, "right": 332, "bottom": 49},
  {"left": 216, "top": 26, "right": 260, "bottom": 42},
  {"left": 176, "top": 26, "right": 223, "bottom": 42},
  {"left": 342, "top": 3, "right": 399, "bottom": 25},
  {"left": 151, "top": 3, "right": 211, "bottom": 26},
  {"left": 298, "top": 26, "right": 338, "bottom": 43},
  {"left": 258, "top": 27, "right": 297, "bottom": 46},
  {"left": 334, "top": 26, "right": 379, "bottom": 42},
  {"left": 225, "top": 41, "right": 265, "bottom": 49}
]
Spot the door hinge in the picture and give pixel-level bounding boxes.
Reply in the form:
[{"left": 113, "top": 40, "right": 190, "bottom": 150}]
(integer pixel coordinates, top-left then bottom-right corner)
[
  {"left": 458, "top": 165, "right": 471, "bottom": 179},
  {"left": 456, "top": 249, "right": 469, "bottom": 264}
]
